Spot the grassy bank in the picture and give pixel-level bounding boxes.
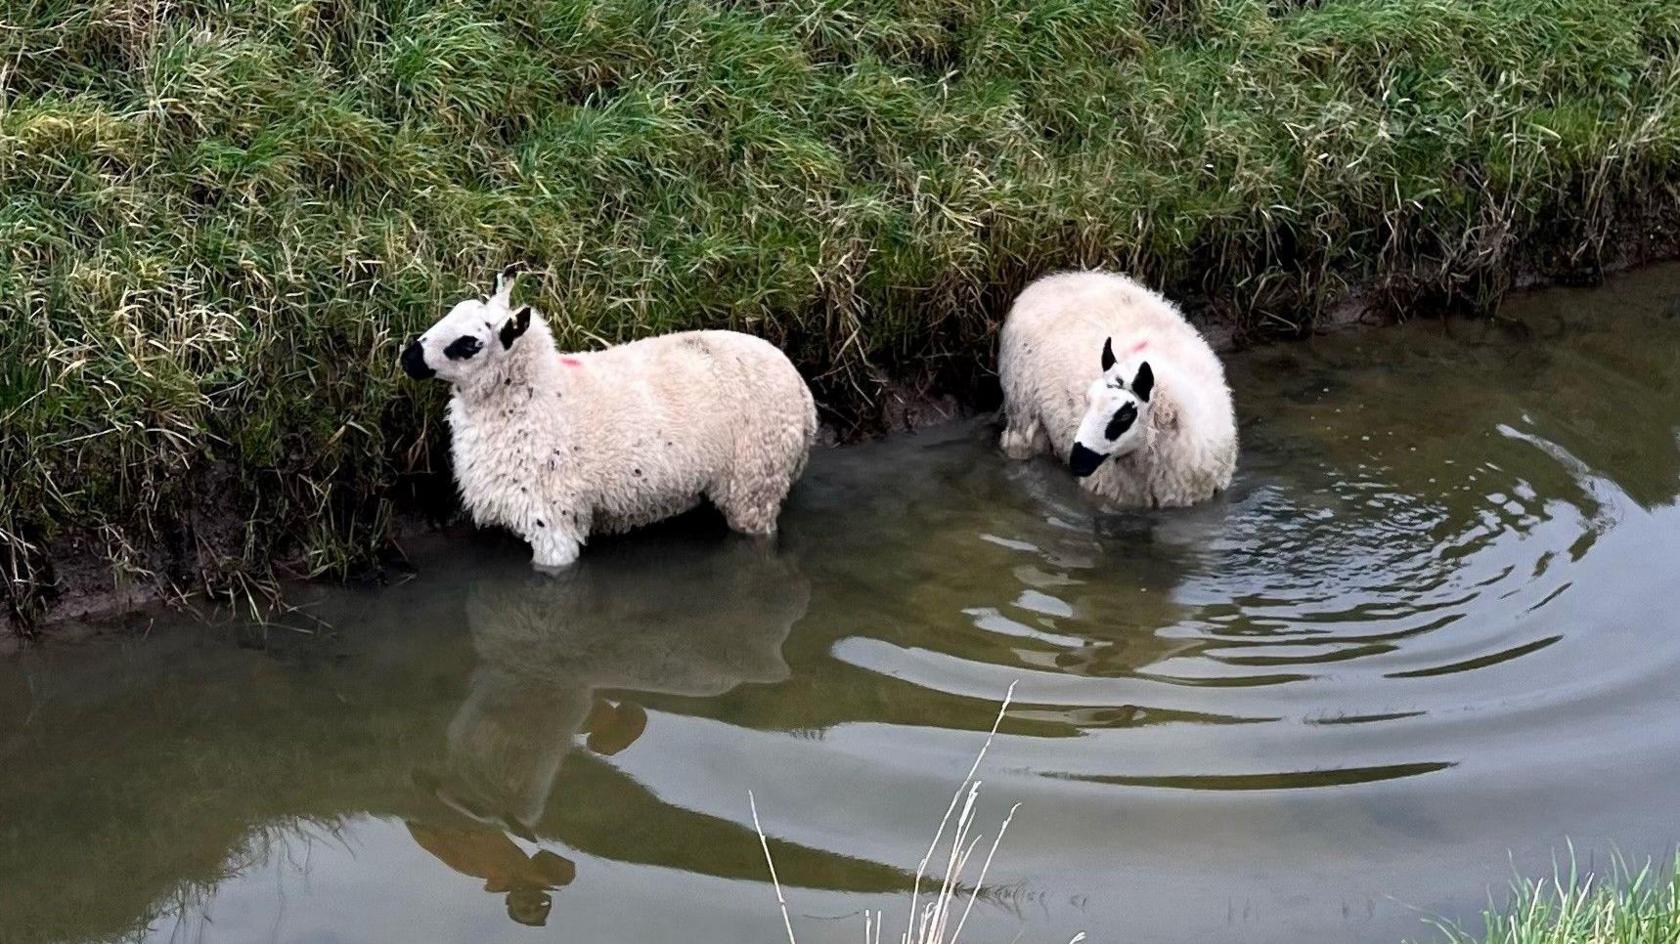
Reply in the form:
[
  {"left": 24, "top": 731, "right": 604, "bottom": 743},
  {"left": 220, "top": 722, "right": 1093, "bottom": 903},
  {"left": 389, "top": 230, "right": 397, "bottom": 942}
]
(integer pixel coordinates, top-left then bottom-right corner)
[
  {"left": 5, "top": 0, "right": 1680, "bottom": 624},
  {"left": 1423, "top": 852, "right": 1680, "bottom": 944}
]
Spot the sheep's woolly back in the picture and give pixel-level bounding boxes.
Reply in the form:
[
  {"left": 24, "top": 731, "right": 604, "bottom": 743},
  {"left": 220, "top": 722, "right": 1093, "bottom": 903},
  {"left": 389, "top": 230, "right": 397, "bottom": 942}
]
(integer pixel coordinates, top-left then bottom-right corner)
[
  {"left": 999, "top": 271, "right": 1237, "bottom": 507},
  {"left": 446, "top": 313, "right": 817, "bottom": 566}
]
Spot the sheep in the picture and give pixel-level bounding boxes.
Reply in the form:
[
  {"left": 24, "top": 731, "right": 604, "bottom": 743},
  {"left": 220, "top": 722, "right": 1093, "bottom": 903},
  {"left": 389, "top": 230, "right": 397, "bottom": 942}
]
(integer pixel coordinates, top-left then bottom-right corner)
[
  {"left": 400, "top": 266, "right": 819, "bottom": 569},
  {"left": 997, "top": 270, "right": 1237, "bottom": 507}
]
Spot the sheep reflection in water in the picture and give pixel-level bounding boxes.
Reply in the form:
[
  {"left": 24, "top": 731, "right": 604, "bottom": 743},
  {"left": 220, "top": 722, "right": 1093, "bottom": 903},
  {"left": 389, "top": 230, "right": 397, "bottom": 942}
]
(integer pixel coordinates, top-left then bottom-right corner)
[
  {"left": 403, "top": 820, "right": 578, "bottom": 926},
  {"left": 404, "top": 534, "right": 809, "bottom": 925}
]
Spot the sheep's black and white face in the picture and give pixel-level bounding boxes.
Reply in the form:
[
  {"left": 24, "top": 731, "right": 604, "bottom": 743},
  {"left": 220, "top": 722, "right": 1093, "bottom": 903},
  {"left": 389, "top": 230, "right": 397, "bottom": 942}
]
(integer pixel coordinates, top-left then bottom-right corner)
[
  {"left": 1070, "top": 338, "right": 1154, "bottom": 478},
  {"left": 401, "top": 265, "right": 531, "bottom": 385}
]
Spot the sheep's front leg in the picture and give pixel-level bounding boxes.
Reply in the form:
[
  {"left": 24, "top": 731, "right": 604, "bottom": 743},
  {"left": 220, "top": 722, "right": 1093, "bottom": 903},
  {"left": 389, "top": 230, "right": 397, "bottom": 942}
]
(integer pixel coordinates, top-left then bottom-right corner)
[
  {"left": 526, "top": 520, "right": 582, "bottom": 573},
  {"left": 530, "top": 533, "right": 580, "bottom": 572},
  {"left": 1000, "top": 413, "right": 1046, "bottom": 460}
]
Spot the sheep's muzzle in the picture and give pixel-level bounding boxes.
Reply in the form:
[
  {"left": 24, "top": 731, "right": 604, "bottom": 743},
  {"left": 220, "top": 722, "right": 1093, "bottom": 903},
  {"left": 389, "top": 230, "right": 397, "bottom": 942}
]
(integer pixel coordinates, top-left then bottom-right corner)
[
  {"left": 1069, "top": 442, "right": 1106, "bottom": 478},
  {"left": 401, "top": 340, "right": 436, "bottom": 379}
]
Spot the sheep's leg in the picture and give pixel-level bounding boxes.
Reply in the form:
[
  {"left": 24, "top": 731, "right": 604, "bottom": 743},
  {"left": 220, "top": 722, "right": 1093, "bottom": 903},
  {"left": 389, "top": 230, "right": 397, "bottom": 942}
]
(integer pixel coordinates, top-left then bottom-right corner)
[
  {"left": 528, "top": 529, "right": 581, "bottom": 573},
  {"left": 712, "top": 463, "right": 790, "bottom": 536},
  {"left": 1000, "top": 413, "right": 1046, "bottom": 460},
  {"left": 718, "top": 488, "right": 782, "bottom": 536}
]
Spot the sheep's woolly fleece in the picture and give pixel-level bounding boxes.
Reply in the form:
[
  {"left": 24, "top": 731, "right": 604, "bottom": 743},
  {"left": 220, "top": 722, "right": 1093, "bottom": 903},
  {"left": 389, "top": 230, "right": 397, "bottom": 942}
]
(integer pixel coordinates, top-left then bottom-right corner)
[
  {"left": 407, "top": 273, "right": 817, "bottom": 569},
  {"left": 998, "top": 270, "right": 1238, "bottom": 507}
]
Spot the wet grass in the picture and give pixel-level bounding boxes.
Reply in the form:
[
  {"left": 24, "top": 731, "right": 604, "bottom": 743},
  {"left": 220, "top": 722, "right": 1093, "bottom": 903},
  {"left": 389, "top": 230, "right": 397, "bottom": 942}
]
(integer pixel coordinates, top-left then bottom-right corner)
[
  {"left": 1421, "top": 851, "right": 1680, "bottom": 944},
  {"left": 5, "top": 0, "right": 1680, "bottom": 622}
]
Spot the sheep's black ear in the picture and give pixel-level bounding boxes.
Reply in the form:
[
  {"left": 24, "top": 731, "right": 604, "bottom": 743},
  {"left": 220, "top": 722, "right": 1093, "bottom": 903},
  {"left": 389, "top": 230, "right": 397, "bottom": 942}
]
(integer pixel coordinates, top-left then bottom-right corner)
[
  {"left": 1101, "top": 337, "right": 1116, "bottom": 373},
  {"left": 1132, "top": 361, "right": 1154, "bottom": 402},
  {"left": 492, "top": 262, "right": 528, "bottom": 306},
  {"left": 500, "top": 305, "right": 532, "bottom": 349},
  {"left": 496, "top": 261, "right": 527, "bottom": 290}
]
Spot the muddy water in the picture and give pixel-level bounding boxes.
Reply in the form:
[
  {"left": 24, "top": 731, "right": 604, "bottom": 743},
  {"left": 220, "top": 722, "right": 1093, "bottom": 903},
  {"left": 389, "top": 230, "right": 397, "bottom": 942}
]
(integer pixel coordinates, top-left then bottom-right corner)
[{"left": 6, "top": 265, "right": 1680, "bottom": 944}]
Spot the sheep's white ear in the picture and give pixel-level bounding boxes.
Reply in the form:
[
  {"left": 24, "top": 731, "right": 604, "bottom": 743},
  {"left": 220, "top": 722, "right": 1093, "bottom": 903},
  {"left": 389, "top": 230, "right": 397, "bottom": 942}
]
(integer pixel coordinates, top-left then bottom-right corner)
[
  {"left": 1132, "top": 361, "right": 1154, "bottom": 402},
  {"left": 491, "top": 262, "right": 526, "bottom": 310},
  {"left": 1101, "top": 337, "right": 1116, "bottom": 373},
  {"left": 499, "top": 305, "right": 532, "bottom": 350}
]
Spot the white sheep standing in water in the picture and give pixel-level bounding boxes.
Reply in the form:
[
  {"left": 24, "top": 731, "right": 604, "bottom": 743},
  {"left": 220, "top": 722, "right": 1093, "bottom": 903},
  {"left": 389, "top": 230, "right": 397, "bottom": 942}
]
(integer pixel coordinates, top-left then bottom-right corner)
[
  {"left": 998, "top": 270, "right": 1237, "bottom": 507},
  {"left": 401, "top": 266, "right": 818, "bottom": 569}
]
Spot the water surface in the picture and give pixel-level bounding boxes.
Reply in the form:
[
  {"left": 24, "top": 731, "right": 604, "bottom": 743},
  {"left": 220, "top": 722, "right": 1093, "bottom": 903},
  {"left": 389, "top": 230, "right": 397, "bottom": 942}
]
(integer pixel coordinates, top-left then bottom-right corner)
[{"left": 6, "top": 265, "right": 1680, "bottom": 944}]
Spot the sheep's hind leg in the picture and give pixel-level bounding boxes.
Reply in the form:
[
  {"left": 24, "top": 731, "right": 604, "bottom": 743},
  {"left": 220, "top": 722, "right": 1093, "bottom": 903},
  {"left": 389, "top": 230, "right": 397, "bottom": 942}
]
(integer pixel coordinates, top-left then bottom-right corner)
[
  {"left": 718, "top": 490, "right": 781, "bottom": 537},
  {"left": 712, "top": 470, "right": 788, "bottom": 538}
]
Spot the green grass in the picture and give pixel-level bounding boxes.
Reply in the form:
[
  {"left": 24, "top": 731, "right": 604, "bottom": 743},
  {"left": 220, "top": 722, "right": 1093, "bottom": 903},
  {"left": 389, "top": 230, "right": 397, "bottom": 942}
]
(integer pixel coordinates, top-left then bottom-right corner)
[
  {"left": 1422, "top": 851, "right": 1680, "bottom": 944},
  {"left": 5, "top": 0, "right": 1680, "bottom": 622}
]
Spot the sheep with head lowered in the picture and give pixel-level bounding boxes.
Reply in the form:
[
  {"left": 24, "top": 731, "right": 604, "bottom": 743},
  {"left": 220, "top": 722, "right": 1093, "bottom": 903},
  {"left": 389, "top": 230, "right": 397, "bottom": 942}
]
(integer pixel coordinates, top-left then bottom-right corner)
[
  {"left": 400, "top": 266, "right": 818, "bottom": 569},
  {"left": 998, "top": 270, "right": 1237, "bottom": 507}
]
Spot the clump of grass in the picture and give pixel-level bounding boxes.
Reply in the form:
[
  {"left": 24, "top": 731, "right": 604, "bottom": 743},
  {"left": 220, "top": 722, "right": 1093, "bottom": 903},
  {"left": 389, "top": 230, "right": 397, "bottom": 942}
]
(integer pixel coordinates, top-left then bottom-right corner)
[
  {"left": 1422, "top": 849, "right": 1680, "bottom": 944},
  {"left": 5, "top": 0, "right": 1680, "bottom": 624},
  {"left": 750, "top": 682, "right": 1084, "bottom": 944}
]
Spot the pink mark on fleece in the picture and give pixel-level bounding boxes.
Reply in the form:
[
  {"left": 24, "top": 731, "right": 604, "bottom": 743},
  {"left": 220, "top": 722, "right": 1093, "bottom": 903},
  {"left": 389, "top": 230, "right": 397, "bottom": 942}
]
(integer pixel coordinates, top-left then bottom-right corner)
[
  {"left": 1127, "top": 340, "right": 1150, "bottom": 356},
  {"left": 561, "top": 357, "right": 583, "bottom": 368}
]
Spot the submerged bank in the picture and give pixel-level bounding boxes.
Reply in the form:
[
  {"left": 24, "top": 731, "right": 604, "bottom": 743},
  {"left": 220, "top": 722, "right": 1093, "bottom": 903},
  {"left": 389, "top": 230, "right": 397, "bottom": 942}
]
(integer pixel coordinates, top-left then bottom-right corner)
[{"left": 6, "top": 0, "right": 1680, "bottom": 628}]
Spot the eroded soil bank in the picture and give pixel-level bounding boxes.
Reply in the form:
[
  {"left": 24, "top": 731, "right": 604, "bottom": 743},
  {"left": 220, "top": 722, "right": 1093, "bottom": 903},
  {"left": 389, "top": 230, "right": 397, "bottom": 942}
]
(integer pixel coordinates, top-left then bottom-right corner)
[{"left": 11, "top": 252, "right": 1680, "bottom": 641}]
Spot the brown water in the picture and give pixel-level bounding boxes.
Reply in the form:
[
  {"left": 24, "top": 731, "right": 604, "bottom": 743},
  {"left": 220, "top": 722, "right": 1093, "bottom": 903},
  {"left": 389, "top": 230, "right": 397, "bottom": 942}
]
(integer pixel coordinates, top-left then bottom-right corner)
[{"left": 6, "top": 265, "right": 1680, "bottom": 944}]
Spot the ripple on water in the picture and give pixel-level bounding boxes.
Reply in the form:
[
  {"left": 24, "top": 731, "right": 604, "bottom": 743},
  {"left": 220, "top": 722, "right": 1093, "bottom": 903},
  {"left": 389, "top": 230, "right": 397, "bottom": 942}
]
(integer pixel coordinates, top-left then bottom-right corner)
[
  {"left": 11, "top": 270, "right": 1680, "bottom": 944},
  {"left": 804, "top": 299, "right": 1680, "bottom": 804}
]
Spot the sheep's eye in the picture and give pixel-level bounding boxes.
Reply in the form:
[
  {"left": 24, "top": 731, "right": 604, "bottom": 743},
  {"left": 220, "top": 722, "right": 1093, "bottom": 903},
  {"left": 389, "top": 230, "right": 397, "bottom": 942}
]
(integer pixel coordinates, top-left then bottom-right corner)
[
  {"left": 444, "top": 335, "right": 483, "bottom": 361},
  {"left": 1106, "top": 402, "right": 1138, "bottom": 440}
]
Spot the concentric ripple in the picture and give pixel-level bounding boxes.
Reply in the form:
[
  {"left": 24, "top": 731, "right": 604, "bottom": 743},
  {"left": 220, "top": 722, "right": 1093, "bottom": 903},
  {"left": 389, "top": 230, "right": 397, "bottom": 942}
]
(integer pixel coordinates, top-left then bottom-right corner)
[{"left": 803, "top": 307, "right": 1680, "bottom": 800}]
